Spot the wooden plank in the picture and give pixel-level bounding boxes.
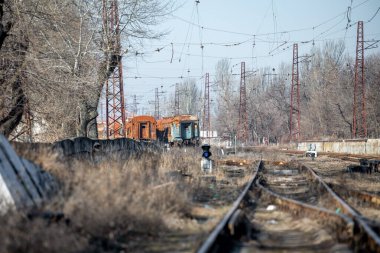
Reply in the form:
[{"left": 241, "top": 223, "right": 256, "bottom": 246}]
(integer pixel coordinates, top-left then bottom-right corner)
[
  {"left": 20, "top": 159, "right": 47, "bottom": 200},
  {"left": 0, "top": 173, "right": 16, "bottom": 214},
  {"left": 0, "top": 145, "right": 35, "bottom": 209},
  {"left": 0, "top": 135, "right": 42, "bottom": 205},
  {"left": 20, "top": 158, "right": 58, "bottom": 199}
]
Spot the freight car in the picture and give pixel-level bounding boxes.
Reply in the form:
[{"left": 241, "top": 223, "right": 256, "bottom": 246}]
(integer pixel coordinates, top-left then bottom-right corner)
[
  {"left": 125, "top": 115, "right": 157, "bottom": 141},
  {"left": 157, "top": 115, "right": 200, "bottom": 146}
]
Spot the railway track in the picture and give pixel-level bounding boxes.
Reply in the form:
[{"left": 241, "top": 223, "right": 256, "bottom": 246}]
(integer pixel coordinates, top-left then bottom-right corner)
[
  {"left": 197, "top": 160, "right": 380, "bottom": 253},
  {"left": 239, "top": 146, "right": 380, "bottom": 163},
  {"left": 328, "top": 183, "right": 380, "bottom": 235}
]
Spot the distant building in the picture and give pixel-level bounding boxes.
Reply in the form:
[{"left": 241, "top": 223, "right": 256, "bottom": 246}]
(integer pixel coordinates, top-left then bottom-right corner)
[{"left": 200, "top": 130, "right": 218, "bottom": 138}]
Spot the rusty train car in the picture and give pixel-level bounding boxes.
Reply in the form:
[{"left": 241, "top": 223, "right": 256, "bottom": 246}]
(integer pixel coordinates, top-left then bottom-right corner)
[
  {"left": 98, "top": 114, "right": 200, "bottom": 146},
  {"left": 157, "top": 115, "right": 200, "bottom": 146},
  {"left": 125, "top": 115, "right": 157, "bottom": 141}
]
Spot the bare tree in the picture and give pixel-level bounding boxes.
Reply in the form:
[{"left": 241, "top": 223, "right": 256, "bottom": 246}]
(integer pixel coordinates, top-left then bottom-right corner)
[
  {"left": 365, "top": 53, "right": 380, "bottom": 138},
  {"left": 0, "top": 0, "right": 28, "bottom": 137},
  {"left": 213, "top": 59, "right": 238, "bottom": 138},
  {"left": 0, "top": 0, "right": 174, "bottom": 141},
  {"left": 210, "top": 41, "right": 380, "bottom": 143},
  {"left": 167, "top": 79, "right": 202, "bottom": 116},
  {"left": 86, "top": 0, "right": 174, "bottom": 138}
]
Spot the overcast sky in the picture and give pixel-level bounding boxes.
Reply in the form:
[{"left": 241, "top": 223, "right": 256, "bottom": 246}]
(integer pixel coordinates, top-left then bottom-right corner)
[{"left": 99, "top": 0, "right": 380, "bottom": 117}]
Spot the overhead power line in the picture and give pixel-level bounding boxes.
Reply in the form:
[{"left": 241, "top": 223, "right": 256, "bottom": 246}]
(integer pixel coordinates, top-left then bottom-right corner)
[
  {"left": 367, "top": 7, "right": 380, "bottom": 23},
  {"left": 170, "top": 0, "right": 373, "bottom": 38},
  {"left": 125, "top": 74, "right": 211, "bottom": 80}
]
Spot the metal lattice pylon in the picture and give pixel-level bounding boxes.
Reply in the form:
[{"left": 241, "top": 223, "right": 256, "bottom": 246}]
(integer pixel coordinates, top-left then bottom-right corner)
[
  {"left": 352, "top": 21, "right": 367, "bottom": 138},
  {"left": 289, "top": 43, "right": 300, "bottom": 142},
  {"left": 103, "top": 0, "right": 126, "bottom": 139},
  {"left": 238, "top": 62, "right": 248, "bottom": 142},
  {"left": 203, "top": 73, "right": 210, "bottom": 138}
]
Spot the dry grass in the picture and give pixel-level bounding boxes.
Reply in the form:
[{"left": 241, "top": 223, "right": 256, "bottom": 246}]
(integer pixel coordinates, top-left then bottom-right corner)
[
  {"left": 0, "top": 147, "right": 205, "bottom": 253},
  {"left": 1, "top": 145, "right": 261, "bottom": 252},
  {"left": 300, "top": 155, "right": 380, "bottom": 193}
]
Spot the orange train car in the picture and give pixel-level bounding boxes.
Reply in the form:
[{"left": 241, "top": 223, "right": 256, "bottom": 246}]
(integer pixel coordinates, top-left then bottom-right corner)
[{"left": 125, "top": 115, "right": 157, "bottom": 141}]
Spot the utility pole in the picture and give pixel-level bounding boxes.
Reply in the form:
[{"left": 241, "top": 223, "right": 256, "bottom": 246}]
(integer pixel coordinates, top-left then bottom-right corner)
[
  {"left": 133, "top": 95, "right": 138, "bottom": 115},
  {"left": 238, "top": 62, "right": 248, "bottom": 143},
  {"left": 149, "top": 87, "right": 164, "bottom": 119},
  {"left": 289, "top": 43, "right": 300, "bottom": 142},
  {"left": 352, "top": 21, "right": 367, "bottom": 138},
  {"left": 203, "top": 73, "right": 210, "bottom": 139},
  {"left": 154, "top": 88, "right": 160, "bottom": 119},
  {"left": 103, "top": 0, "right": 126, "bottom": 139},
  {"left": 175, "top": 83, "right": 180, "bottom": 115}
]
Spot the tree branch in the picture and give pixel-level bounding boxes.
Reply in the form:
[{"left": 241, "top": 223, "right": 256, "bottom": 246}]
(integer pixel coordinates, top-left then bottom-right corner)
[{"left": 335, "top": 103, "right": 352, "bottom": 129}]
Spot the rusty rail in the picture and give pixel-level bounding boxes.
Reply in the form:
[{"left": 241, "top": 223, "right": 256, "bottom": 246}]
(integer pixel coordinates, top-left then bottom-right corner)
[
  {"left": 196, "top": 160, "right": 262, "bottom": 253},
  {"left": 196, "top": 159, "right": 380, "bottom": 253},
  {"left": 196, "top": 160, "right": 377, "bottom": 252},
  {"left": 260, "top": 161, "right": 380, "bottom": 252},
  {"left": 328, "top": 183, "right": 380, "bottom": 207},
  {"left": 304, "top": 165, "right": 380, "bottom": 252},
  {"left": 255, "top": 181, "right": 354, "bottom": 242}
]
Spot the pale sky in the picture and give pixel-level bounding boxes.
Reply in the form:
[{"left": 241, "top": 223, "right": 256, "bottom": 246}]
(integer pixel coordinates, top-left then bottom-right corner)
[{"left": 99, "top": 0, "right": 380, "bottom": 117}]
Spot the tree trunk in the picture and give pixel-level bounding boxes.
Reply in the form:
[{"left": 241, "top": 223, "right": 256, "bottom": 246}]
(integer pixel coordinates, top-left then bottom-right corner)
[
  {"left": 0, "top": 0, "right": 12, "bottom": 49},
  {"left": 77, "top": 51, "right": 121, "bottom": 139},
  {"left": 76, "top": 98, "right": 99, "bottom": 138},
  {"left": 0, "top": 5, "right": 28, "bottom": 138},
  {"left": 0, "top": 78, "right": 26, "bottom": 137}
]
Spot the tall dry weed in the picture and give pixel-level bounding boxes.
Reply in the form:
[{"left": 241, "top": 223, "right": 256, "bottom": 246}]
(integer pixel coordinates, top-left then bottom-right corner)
[{"left": 0, "top": 147, "right": 203, "bottom": 252}]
